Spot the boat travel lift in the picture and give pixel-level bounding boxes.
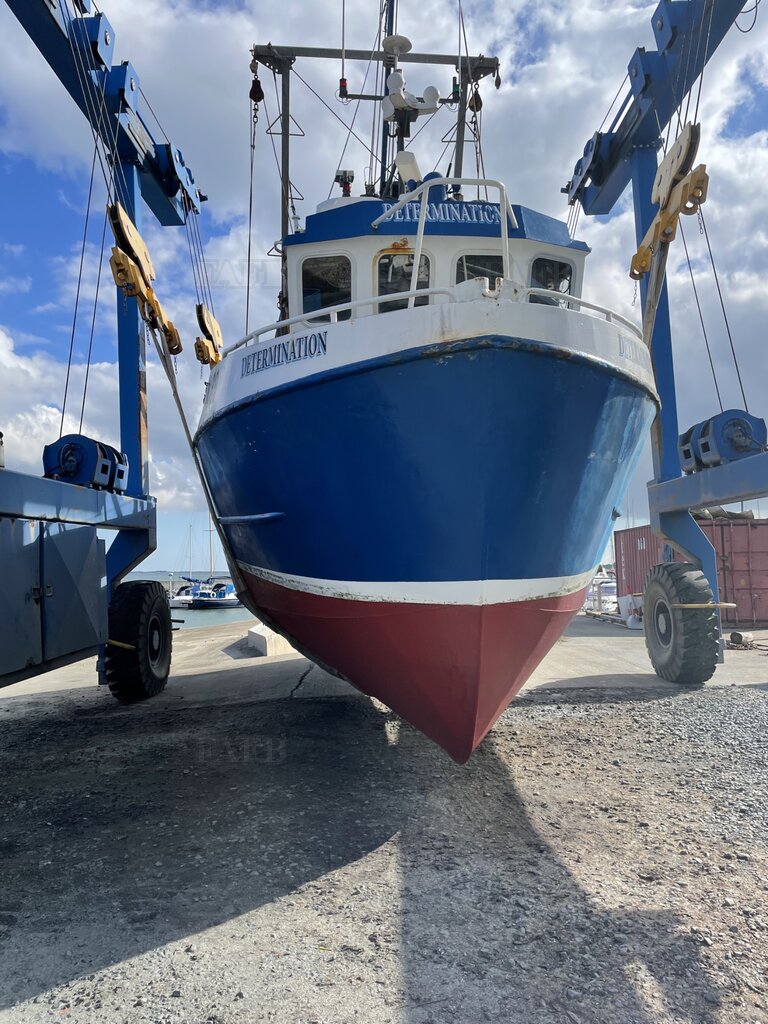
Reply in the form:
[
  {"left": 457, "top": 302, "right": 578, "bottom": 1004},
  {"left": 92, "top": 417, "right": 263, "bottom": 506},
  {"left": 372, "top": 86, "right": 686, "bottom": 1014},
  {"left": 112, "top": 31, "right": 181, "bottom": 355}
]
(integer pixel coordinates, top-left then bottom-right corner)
[
  {"left": 0, "top": 0, "right": 208, "bottom": 694},
  {"left": 566, "top": 0, "right": 768, "bottom": 682}
]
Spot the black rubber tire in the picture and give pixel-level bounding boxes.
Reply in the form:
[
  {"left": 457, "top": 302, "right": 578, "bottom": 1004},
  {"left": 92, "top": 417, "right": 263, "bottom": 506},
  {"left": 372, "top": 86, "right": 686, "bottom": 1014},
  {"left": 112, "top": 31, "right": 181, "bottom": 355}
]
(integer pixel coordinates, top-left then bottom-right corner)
[
  {"left": 105, "top": 581, "right": 172, "bottom": 701},
  {"left": 643, "top": 562, "right": 719, "bottom": 685}
]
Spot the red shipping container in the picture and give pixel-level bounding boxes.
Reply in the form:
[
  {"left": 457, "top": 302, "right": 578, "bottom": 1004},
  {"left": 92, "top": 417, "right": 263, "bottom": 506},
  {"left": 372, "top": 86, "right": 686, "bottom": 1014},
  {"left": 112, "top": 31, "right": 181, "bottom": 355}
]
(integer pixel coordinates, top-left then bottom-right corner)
[{"left": 614, "top": 520, "right": 768, "bottom": 627}]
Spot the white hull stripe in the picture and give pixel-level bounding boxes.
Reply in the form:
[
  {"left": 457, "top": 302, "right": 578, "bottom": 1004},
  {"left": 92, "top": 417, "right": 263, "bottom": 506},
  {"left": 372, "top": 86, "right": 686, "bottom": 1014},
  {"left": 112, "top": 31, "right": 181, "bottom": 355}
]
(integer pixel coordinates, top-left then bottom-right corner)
[{"left": 237, "top": 561, "right": 596, "bottom": 606}]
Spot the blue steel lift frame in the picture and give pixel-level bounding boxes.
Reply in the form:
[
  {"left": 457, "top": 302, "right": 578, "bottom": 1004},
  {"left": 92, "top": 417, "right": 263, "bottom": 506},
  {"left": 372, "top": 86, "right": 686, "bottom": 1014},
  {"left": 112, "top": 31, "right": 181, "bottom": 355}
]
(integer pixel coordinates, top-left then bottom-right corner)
[
  {"left": 566, "top": 0, "right": 767, "bottom": 640},
  {"left": 1, "top": 0, "right": 202, "bottom": 682}
]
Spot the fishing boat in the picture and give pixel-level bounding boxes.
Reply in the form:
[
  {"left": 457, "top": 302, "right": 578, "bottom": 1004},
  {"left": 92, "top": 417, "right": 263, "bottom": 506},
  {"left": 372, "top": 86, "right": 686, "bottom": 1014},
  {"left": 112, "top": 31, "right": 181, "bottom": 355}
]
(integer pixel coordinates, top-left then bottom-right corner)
[{"left": 193, "top": 23, "right": 658, "bottom": 761}]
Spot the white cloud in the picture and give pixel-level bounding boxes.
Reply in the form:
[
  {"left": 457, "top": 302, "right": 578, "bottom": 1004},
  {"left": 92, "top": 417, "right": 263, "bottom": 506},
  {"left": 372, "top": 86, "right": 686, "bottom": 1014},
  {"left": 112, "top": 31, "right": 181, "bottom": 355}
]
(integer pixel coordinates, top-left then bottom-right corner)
[{"left": 0, "top": 274, "right": 32, "bottom": 296}]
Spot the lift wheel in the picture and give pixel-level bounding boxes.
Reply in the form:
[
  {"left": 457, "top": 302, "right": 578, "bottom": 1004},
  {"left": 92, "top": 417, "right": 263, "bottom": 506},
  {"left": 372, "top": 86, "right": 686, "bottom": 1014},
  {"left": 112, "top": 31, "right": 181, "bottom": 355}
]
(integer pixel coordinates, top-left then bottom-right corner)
[
  {"left": 643, "top": 562, "right": 719, "bottom": 685},
  {"left": 105, "top": 581, "right": 172, "bottom": 701}
]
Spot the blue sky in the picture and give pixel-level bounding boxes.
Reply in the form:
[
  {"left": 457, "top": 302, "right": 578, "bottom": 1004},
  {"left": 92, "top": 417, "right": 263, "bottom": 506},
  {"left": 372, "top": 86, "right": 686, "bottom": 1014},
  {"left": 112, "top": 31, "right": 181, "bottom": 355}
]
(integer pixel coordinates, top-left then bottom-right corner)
[{"left": 1, "top": 0, "right": 767, "bottom": 570}]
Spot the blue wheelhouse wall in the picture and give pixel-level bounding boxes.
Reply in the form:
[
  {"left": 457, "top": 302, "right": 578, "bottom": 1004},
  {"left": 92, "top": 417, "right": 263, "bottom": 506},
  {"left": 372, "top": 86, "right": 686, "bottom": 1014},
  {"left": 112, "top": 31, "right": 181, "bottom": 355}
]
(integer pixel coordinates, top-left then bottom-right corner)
[{"left": 196, "top": 338, "right": 656, "bottom": 585}]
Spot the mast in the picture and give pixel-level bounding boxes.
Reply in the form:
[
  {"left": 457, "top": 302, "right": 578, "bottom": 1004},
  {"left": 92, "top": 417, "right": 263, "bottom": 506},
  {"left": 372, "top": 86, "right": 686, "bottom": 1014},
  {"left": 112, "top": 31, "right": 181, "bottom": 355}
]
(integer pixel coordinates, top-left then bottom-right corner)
[
  {"left": 378, "top": 0, "right": 397, "bottom": 197},
  {"left": 251, "top": 35, "right": 499, "bottom": 218}
]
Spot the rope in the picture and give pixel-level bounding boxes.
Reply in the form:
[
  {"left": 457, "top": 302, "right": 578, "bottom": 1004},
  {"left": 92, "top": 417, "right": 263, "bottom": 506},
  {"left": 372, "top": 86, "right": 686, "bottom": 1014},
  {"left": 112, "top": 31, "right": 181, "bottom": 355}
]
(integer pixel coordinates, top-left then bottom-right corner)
[
  {"left": 679, "top": 222, "right": 724, "bottom": 412},
  {"left": 59, "top": 142, "right": 98, "bottom": 438},
  {"left": 699, "top": 208, "right": 749, "bottom": 411}
]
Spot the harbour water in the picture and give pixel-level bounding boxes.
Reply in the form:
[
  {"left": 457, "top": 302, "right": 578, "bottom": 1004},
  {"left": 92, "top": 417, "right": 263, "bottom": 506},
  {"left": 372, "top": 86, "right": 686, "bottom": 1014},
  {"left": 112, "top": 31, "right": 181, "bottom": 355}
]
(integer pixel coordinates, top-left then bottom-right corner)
[{"left": 125, "top": 571, "right": 256, "bottom": 630}]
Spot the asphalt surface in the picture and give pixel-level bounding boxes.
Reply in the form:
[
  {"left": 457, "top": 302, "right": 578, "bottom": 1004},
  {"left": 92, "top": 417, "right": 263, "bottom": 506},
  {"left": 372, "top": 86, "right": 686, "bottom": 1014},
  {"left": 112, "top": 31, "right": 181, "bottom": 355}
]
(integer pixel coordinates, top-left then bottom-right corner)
[{"left": 0, "top": 617, "right": 766, "bottom": 1024}]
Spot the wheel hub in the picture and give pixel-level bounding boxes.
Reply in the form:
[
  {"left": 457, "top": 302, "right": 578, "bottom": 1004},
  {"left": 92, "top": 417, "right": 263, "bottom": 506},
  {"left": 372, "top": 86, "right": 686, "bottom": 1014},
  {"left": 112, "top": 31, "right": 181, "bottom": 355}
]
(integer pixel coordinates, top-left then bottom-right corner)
[
  {"left": 653, "top": 598, "right": 673, "bottom": 649},
  {"left": 148, "top": 614, "right": 163, "bottom": 665}
]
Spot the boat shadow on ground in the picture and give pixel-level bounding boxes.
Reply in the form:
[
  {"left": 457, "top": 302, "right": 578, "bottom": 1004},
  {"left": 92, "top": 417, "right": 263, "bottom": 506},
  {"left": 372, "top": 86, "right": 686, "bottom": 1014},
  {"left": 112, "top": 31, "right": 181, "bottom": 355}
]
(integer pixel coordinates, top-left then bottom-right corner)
[
  {"left": 0, "top": 684, "right": 721, "bottom": 1022},
  {"left": 525, "top": 674, "right": 698, "bottom": 704}
]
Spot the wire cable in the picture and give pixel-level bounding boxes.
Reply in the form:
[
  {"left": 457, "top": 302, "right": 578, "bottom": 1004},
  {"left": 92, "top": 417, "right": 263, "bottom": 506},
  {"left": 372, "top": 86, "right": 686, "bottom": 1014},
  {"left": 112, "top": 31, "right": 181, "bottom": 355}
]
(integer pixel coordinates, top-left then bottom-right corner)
[
  {"left": 246, "top": 100, "right": 258, "bottom": 333},
  {"left": 79, "top": 203, "right": 109, "bottom": 432},
  {"left": 699, "top": 208, "right": 749, "bottom": 410},
  {"left": 679, "top": 221, "right": 724, "bottom": 412},
  {"left": 59, "top": 142, "right": 98, "bottom": 437},
  {"left": 292, "top": 67, "right": 381, "bottom": 164}
]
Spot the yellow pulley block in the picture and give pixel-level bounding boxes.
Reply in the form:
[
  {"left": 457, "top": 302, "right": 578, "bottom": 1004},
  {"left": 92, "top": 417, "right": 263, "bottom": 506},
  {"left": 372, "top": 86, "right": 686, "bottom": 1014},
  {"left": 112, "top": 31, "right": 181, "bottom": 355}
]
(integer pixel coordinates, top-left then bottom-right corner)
[
  {"left": 194, "top": 336, "right": 221, "bottom": 366},
  {"left": 145, "top": 290, "right": 183, "bottom": 357},
  {"left": 161, "top": 320, "right": 183, "bottom": 357},
  {"left": 196, "top": 303, "right": 224, "bottom": 352},
  {"left": 110, "top": 246, "right": 183, "bottom": 357},
  {"left": 630, "top": 164, "right": 709, "bottom": 280},
  {"left": 108, "top": 203, "right": 155, "bottom": 288},
  {"left": 109, "top": 246, "right": 145, "bottom": 298}
]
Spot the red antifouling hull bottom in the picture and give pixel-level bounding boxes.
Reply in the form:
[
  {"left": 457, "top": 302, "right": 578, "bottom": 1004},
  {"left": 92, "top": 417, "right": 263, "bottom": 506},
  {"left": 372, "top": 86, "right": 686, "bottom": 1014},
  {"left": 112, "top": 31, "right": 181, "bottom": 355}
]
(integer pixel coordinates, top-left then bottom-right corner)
[{"left": 242, "top": 572, "right": 587, "bottom": 762}]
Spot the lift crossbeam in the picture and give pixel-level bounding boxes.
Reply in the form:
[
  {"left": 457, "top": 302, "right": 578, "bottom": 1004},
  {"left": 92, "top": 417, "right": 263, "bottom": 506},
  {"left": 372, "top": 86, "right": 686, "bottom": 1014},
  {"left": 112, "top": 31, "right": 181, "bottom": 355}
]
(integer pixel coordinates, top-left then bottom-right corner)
[
  {"left": 566, "top": 0, "right": 748, "bottom": 215},
  {"left": 5, "top": 0, "right": 201, "bottom": 225}
]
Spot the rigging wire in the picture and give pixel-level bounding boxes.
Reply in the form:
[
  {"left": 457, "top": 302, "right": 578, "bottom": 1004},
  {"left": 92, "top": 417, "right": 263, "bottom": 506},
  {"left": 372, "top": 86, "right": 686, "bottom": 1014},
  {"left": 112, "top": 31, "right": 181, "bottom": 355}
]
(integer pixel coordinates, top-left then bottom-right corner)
[
  {"left": 404, "top": 106, "right": 442, "bottom": 149},
  {"left": 61, "top": 1, "right": 131, "bottom": 207},
  {"left": 78, "top": 204, "right": 110, "bottom": 433},
  {"left": 189, "top": 204, "right": 215, "bottom": 313},
  {"left": 293, "top": 66, "right": 381, "bottom": 165},
  {"left": 698, "top": 207, "right": 750, "bottom": 411},
  {"left": 139, "top": 87, "right": 171, "bottom": 144},
  {"left": 341, "top": 0, "right": 346, "bottom": 81},
  {"left": 598, "top": 74, "right": 630, "bottom": 133},
  {"left": 59, "top": 142, "right": 98, "bottom": 437},
  {"left": 693, "top": 0, "right": 716, "bottom": 124},
  {"left": 266, "top": 71, "right": 296, "bottom": 239},
  {"left": 679, "top": 222, "right": 724, "bottom": 412},
  {"left": 184, "top": 196, "right": 203, "bottom": 305},
  {"left": 328, "top": 12, "right": 384, "bottom": 199},
  {"left": 246, "top": 96, "right": 258, "bottom": 333}
]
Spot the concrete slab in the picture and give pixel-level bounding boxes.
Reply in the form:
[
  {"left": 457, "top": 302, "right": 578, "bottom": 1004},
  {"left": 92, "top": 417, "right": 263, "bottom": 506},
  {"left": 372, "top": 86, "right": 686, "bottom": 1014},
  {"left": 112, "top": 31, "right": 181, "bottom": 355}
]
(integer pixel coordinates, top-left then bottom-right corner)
[{"left": 2, "top": 613, "right": 766, "bottom": 707}]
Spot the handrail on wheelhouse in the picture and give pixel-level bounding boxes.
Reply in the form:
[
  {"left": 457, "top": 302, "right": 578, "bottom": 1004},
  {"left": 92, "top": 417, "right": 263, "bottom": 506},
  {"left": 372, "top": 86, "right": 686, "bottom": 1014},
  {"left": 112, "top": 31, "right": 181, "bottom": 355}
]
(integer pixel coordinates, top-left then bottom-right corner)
[{"left": 371, "top": 177, "right": 518, "bottom": 304}]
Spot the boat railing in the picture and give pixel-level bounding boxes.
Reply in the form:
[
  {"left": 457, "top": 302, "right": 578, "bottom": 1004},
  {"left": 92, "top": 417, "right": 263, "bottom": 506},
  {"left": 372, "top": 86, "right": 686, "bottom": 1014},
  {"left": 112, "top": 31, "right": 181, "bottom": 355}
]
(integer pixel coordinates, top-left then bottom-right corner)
[
  {"left": 523, "top": 288, "right": 643, "bottom": 339},
  {"left": 226, "top": 287, "right": 457, "bottom": 355},
  {"left": 371, "top": 177, "right": 518, "bottom": 306},
  {"left": 225, "top": 280, "right": 642, "bottom": 357}
]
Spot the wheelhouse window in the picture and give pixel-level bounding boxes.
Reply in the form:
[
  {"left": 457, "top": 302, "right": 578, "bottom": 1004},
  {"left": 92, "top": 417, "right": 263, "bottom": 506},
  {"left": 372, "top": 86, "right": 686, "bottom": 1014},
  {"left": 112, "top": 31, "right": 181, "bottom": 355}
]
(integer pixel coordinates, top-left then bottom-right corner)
[
  {"left": 530, "top": 257, "right": 573, "bottom": 306},
  {"left": 455, "top": 254, "right": 504, "bottom": 285},
  {"left": 377, "top": 253, "right": 431, "bottom": 312},
  {"left": 302, "top": 255, "right": 352, "bottom": 321}
]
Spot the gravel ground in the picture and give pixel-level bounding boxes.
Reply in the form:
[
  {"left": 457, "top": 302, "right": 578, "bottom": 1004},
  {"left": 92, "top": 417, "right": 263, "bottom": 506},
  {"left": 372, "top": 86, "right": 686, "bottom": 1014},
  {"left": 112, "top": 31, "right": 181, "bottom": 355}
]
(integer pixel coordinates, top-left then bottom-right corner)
[{"left": 0, "top": 659, "right": 766, "bottom": 1023}]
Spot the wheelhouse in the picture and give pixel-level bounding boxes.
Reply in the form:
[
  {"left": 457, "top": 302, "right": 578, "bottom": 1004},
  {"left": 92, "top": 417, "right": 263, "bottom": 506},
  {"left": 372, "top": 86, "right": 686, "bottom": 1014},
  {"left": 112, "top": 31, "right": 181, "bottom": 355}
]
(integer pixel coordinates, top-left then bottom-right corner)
[{"left": 282, "top": 180, "right": 590, "bottom": 323}]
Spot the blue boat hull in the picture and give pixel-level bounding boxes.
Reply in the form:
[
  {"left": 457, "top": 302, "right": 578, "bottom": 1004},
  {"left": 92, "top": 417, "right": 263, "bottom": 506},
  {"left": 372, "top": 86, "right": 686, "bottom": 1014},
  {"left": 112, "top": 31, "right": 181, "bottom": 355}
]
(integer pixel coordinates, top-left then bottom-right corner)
[{"left": 196, "top": 335, "right": 656, "bottom": 759}]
